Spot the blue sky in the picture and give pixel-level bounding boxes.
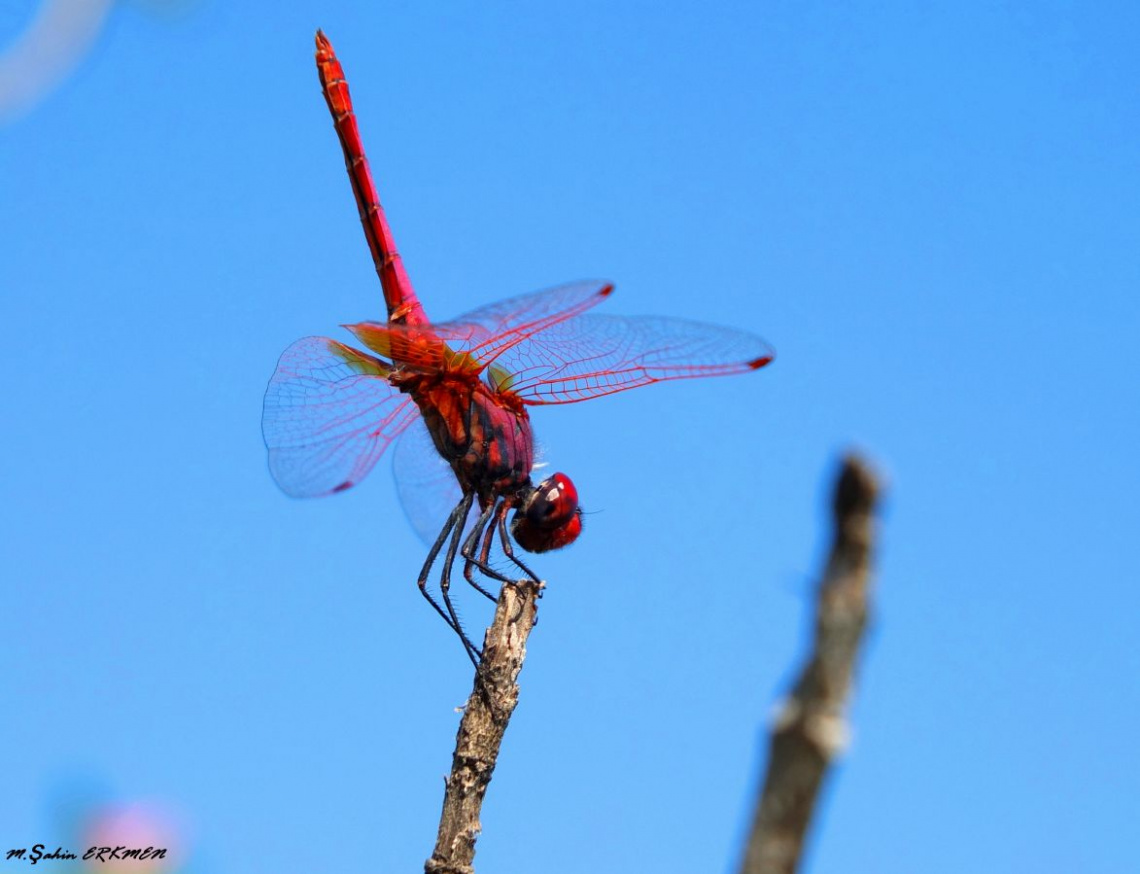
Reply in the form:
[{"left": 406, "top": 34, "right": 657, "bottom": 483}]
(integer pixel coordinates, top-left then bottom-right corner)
[{"left": 2, "top": 1, "right": 1138, "bottom": 872}]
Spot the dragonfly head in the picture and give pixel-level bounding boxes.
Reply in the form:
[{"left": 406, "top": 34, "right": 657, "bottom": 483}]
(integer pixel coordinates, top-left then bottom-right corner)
[{"left": 511, "top": 472, "right": 582, "bottom": 553}]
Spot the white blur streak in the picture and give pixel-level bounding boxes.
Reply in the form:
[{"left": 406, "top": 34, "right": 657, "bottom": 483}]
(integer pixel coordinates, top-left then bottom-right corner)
[{"left": 0, "top": 0, "right": 115, "bottom": 123}]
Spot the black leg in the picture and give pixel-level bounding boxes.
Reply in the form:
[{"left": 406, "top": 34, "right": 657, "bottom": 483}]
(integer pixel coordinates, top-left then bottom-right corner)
[
  {"left": 494, "top": 501, "right": 542, "bottom": 625},
  {"left": 439, "top": 493, "right": 481, "bottom": 666},
  {"left": 497, "top": 501, "right": 541, "bottom": 584},
  {"left": 417, "top": 494, "right": 468, "bottom": 638},
  {"left": 478, "top": 507, "right": 501, "bottom": 573},
  {"left": 461, "top": 500, "right": 512, "bottom": 600}
]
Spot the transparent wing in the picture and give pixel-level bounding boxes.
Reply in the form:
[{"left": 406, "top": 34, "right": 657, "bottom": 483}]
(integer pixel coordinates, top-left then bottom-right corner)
[
  {"left": 487, "top": 313, "right": 775, "bottom": 404},
  {"left": 392, "top": 417, "right": 480, "bottom": 548},
  {"left": 262, "top": 336, "right": 420, "bottom": 497},
  {"left": 340, "top": 280, "right": 614, "bottom": 377},
  {"left": 341, "top": 280, "right": 613, "bottom": 373}
]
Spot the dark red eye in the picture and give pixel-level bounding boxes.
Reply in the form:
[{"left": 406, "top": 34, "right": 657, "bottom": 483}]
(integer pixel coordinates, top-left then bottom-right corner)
[
  {"left": 511, "top": 473, "right": 582, "bottom": 553},
  {"left": 525, "top": 472, "right": 578, "bottom": 526}
]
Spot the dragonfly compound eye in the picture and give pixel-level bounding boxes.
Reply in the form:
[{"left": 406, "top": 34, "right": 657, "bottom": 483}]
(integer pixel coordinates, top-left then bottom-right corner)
[
  {"left": 511, "top": 473, "right": 583, "bottom": 553},
  {"left": 526, "top": 472, "right": 579, "bottom": 526}
]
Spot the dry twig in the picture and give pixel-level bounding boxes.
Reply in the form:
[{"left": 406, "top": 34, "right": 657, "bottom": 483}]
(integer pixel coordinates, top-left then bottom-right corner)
[
  {"left": 738, "top": 454, "right": 882, "bottom": 874},
  {"left": 425, "top": 581, "right": 542, "bottom": 874}
]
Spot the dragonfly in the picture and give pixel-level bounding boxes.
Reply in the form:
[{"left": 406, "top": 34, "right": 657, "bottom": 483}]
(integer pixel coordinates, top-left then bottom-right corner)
[{"left": 263, "top": 31, "right": 775, "bottom": 665}]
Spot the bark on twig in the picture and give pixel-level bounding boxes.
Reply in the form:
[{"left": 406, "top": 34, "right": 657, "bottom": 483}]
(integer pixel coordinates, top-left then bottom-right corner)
[
  {"left": 425, "top": 581, "right": 542, "bottom": 874},
  {"left": 738, "top": 454, "right": 882, "bottom": 874}
]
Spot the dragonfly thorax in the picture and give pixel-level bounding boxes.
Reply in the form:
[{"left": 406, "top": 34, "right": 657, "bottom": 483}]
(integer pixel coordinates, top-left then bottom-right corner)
[
  {"left": 411, "top": 377, "right": 535, "bottom": 499},
  {"left": 407, "top": 375, "right": 581, "bottom": 553}
]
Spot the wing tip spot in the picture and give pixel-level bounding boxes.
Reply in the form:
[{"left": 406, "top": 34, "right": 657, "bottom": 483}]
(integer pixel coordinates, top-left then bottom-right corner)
[
  {"left": 748, "top": 355, "right": 775, "bottom": 370},
  {"left": 332, "top": 480, "right": 354, "bottom": 493}
]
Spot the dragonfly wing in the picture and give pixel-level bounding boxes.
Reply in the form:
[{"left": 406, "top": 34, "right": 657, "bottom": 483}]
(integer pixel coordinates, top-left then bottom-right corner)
[
  {"left": 392, "top": 416, "right": 480, "bottom": 548},
  {"left": 431, "top": 280, "right": 614, "bottom": 366},
  {"left": 262, "top": 336, "right": 420, "bottom": 497},
  {"left": 337, "top": 281, "right": 614, "bottom": 376},
  {"left": 489, "top": 313, "right": 775, "bottom": 405}
]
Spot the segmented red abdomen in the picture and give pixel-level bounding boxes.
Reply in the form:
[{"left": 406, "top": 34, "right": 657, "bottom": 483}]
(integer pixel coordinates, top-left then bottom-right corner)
[{"left": 315, "top": 31, "right": 427, "bottom": 327}]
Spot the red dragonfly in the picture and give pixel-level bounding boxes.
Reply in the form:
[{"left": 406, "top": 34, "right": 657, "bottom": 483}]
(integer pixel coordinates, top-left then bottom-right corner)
[{"left": 263, "top": 31, "right": 775, "bottom": 664}]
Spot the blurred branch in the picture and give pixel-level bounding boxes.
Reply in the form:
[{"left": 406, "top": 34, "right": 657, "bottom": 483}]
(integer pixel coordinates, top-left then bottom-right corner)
[
  {"left": 738, "top": 454, "right": 882, "bottom": 874},
  {"left": 425, "top": 581, "right": 541, "bottom": 874}
]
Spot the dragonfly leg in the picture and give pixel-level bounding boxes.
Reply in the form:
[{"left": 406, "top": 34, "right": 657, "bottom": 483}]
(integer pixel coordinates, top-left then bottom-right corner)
[
  {"left": 469, "top": 507, "right": 530, "bottom": 595},
  {"left": 460, "top": 502, "right": 506, "bottom": 602},
  {"left": 417, "top": 495, "right": 475, "bottom": 646},
  {"left": 497, "top": 501, "right": 542, "bottom": 584},
  {"left": 439, "top": 492, "right": 482, "bottom": 666},
  {"left": 493, "top": 500, "right": 542, "bottom": 625},
  {"left": 478, "top": 505, "right": 527, "bottom": 586}
]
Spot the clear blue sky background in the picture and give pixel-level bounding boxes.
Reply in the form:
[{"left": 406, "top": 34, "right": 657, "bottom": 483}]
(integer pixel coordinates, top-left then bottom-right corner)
[{"left": 3, "top": 1, "right": 1138, "bottom": 872}]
